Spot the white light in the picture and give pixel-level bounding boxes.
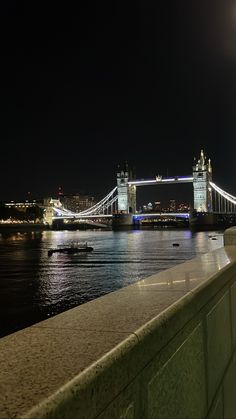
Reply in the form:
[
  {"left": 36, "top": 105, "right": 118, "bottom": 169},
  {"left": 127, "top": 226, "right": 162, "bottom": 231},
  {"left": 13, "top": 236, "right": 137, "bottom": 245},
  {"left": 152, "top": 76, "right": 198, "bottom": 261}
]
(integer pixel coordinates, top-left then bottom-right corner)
[
  {"left": 128, "top": 176, "right": 193, "bottom": 186},
  {"left": 210, "top": 182, "right": 236, "bottom": 205}
]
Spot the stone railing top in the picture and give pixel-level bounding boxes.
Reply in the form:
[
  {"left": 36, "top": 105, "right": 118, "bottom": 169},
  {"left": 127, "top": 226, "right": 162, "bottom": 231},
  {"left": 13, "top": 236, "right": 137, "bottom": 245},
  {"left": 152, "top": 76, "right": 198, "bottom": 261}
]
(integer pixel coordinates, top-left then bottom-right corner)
[
  {"left": 1, "top": 244, "right": 236, "bottom": 418},
  {"left": 224, "top": 226, "right": 236, "bottom": 245}
]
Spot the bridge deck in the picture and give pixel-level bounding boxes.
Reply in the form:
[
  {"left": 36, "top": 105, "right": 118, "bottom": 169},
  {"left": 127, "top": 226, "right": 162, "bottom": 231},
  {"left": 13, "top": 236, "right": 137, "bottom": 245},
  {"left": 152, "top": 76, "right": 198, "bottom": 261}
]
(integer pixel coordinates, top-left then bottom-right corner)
[{"left": 128, "top": 176, "right": 193, "bottom": 186}]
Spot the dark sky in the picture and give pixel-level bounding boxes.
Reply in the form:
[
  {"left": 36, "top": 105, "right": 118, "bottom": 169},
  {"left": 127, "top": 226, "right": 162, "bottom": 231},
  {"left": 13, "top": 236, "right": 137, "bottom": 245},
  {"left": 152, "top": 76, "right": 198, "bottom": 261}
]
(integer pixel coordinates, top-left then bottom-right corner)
[{"left": 1, "top": 1, "right": 236, "bottom": 205}]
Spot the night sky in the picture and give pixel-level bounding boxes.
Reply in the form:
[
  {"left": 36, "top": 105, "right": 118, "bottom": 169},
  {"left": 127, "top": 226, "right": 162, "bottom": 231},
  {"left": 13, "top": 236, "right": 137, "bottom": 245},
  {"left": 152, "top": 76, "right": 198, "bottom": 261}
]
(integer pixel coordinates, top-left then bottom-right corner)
[{"left": 1, "top": 1, "right": 236, "bottom": 206}]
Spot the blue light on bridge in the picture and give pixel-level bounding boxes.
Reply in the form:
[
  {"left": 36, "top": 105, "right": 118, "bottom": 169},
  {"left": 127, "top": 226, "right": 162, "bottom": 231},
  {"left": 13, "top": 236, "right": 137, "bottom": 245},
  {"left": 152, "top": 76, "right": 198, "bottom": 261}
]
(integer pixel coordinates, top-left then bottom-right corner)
[{"left": 133, "top": 213, "right": 190, "bottom": 220}]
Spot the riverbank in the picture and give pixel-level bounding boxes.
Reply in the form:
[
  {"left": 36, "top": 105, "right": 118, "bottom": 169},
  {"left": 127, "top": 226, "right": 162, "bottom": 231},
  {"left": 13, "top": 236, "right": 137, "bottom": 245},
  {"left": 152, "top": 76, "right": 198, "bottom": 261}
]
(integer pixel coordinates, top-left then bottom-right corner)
[{"left": 0, "top": 223, "right": 47, "bottom": 231}]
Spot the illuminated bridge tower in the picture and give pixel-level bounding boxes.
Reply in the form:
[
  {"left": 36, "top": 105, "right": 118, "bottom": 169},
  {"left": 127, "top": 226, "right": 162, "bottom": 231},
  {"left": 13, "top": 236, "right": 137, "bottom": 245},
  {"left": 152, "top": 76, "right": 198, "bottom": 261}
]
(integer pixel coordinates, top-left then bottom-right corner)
[
  {"left": 192, "top": 149, "right": 213, "bottom": 212},
  {"left": 117, "top": 164, "right": 136, "bottom": 214}
]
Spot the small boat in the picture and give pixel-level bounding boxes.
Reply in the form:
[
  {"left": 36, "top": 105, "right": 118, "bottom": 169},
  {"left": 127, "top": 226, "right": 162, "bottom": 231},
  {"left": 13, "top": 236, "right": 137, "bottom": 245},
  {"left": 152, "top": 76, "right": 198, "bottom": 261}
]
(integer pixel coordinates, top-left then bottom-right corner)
[
  {"left": 172, "top": 243, "right": 180, "bottom": 247},
  {"left": 48, "top": 243, "right": 93, "bottom": 256}
]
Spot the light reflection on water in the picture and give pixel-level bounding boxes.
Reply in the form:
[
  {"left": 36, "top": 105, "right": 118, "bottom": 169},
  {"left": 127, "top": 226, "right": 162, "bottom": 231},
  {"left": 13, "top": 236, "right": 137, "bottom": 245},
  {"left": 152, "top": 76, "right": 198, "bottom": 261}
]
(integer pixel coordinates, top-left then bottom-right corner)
[{"left": 0, "top": 229, "right": 223, "bottom": 337}]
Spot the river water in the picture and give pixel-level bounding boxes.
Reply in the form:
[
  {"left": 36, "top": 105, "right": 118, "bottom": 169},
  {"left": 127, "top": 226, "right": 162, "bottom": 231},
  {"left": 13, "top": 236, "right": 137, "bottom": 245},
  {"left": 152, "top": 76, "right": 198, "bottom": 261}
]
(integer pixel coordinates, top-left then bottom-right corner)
[{"left": 0, "top": 228, "right": 223, "bottom": 337}]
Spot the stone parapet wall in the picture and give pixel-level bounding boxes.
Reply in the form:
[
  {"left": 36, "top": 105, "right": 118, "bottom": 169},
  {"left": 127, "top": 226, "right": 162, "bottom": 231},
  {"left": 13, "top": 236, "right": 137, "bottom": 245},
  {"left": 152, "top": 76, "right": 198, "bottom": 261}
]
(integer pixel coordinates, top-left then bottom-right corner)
[{"left": 224, "top": 226, "right": 236, "bottom": 246}]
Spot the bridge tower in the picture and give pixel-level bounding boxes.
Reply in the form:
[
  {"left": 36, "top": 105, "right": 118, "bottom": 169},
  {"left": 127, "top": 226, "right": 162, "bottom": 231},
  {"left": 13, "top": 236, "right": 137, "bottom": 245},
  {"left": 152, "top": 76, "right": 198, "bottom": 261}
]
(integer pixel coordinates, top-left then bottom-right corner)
[
  {"left": 44, "top": 207, "right": 54, "bottom": 225},
  {"left": 117, "top": 164, "right": 136, "bottom": 214},
  {"left": 43, "top": 198, "right": 62, "bottom": 226},
  {"left": 192, "top": 149, "right": 212, "bottom": 212}
]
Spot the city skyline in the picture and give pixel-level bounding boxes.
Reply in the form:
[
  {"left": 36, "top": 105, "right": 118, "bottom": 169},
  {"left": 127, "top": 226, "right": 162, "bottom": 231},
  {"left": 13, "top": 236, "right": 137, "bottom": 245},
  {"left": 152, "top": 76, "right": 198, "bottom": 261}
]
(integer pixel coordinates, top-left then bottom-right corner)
[{"left": 1, "top": 2, "right": 236, "bottom": 201}]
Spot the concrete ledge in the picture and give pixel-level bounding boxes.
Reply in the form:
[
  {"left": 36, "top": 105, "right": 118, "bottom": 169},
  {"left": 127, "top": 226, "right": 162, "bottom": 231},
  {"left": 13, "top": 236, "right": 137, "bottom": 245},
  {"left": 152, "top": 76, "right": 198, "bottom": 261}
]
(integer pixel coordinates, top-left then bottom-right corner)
[
  {"left": 1, "top": 246, "right": 236, "bottom": 418},
  {"left": 224, "top": 226, "right": 236, "bottom": 245}
]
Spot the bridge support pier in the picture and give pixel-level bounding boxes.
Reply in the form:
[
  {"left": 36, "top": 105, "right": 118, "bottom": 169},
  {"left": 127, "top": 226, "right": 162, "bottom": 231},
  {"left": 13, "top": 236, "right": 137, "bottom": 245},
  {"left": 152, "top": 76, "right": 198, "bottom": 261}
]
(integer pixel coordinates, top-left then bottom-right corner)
[
  {"left": 112, "top": 213, "right": 133, "bottom": 228},
  {"left": 189, "top": 212, "right": 217, "bottom": 230}
]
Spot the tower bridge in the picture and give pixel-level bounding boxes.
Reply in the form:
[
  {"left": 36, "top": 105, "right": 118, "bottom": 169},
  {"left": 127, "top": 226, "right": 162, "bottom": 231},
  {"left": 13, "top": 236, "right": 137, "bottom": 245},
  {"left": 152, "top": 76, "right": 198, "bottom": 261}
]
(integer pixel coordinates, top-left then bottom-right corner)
[{"left": 44, "top": 150, "right": 236, "bottom": 227}]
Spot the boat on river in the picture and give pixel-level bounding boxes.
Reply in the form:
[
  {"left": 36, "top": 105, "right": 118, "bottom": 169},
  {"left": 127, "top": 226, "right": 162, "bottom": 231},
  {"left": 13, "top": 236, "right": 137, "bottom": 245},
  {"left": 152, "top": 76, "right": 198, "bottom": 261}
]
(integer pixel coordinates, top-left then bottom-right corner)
[{"left": 48, "top": 243, "right": 93, "bottom": 256}]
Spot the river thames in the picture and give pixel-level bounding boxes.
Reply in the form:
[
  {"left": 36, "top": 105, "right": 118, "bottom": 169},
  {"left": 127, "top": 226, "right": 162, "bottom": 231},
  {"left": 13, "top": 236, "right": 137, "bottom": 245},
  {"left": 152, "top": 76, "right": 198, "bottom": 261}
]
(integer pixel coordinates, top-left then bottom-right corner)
[{"left": 0, "top": 228, "right": 223, "bottom": 337}]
